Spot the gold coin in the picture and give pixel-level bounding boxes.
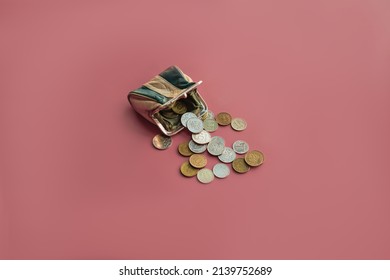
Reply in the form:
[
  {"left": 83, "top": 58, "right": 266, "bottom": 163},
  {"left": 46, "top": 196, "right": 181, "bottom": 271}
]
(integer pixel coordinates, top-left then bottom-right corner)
[
  {"left": 180, "top": 161, "right": 199, "bottom": 177},
  {"left": 189, "top": 154, "right": 207, "bottom": 169},
  {"left": 152, "top": 134, "right": 172, "bottom": 150},
  {"left": 216, "top": 112, "right": 232, "bottom": 126},
  {"left": 244, "top": 150, "right": 265, "bottom": 167},
  {"left": 232, "top": 158, "right": 250, "bottom": 173},
  {"left": 172, "top": 100, "right": 187, "bottom": 114},
  {"left": 178, "top": 141, "right": 193, "bottom": 157}
]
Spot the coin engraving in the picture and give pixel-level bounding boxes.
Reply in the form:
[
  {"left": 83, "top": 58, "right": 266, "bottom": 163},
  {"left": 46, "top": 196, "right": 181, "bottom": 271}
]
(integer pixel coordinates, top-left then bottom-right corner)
[
  {"left": 188, "top": 140, "right": 207, "bottom": 154},
  {"left": 180, "top": 112, "right": 197, "bottom": 127},
  {"left": 187, "top": 117, "right": 204, "bottom": 133},
  {"left": 203, "top": 119, "right": 219, "bottom": 132},
  {"left": 232, "top": 158, "right": 251, "bottom": 173},
  {"left": 232, "top": 140, "right": 249, "bottom": 154},
  {"left": 218, "top": 147, "right": 236, "bottom": 163},
  {"left": 192, "top": 130, "right": 211, "bottom": 145},
  {"left": 213, "top": 163, "right": 230, "bottom": 179},
  {"left": 178, "top": 141, "right": 193, "bottom": 157},
  {"left": 244, "top": 150, "right": 265, "bottom": 167},
  {"left": 207, "top": 136, "right": 225, "bottom": 156},
  {"left": 231, "top": 118, "right": 247, "bottom": 131},
  {"left": 216, "top": 112, "right": 232, "bottom": 126},
  {"left": 197, "top": 168, "right": 214, "bottom": 184},
  {"left": 189, "top": 154, "right": 207, "bottom": 168},
  {"left": 180, "top": 161, "right": 199, "bottom": 177}
]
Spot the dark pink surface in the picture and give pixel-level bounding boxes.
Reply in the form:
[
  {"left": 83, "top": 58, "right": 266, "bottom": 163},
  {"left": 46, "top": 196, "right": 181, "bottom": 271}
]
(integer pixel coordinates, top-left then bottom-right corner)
[{"left": 1, "top": 0, "right": 390, "bottom": 259}]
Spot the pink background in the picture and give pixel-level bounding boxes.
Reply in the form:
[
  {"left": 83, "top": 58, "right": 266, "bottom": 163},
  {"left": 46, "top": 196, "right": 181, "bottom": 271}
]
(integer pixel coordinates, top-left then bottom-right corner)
[{"left": 1, "top": 0, "right": 390, "bottom": 259}]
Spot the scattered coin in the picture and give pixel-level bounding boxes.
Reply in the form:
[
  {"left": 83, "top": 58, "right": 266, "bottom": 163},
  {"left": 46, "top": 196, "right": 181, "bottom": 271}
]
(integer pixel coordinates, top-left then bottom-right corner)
[
  {"left": 172, "top": 100, "right": 187, "bottom": 114},
  {"left": 192, "top": 130, "right": 211, "bottom": 144},
  {"left": 232, "top": 140, "right": 249, "bottom": 154},
  {"left": 218, "top": 147, "right": 236, "bottom": 163},
  {"left": 216, "top": 112, "right": 232, "bottom": 126},
  {"left": 180, "top": 161, "right": 199, "bottom": 177},
  {"left": 245, "top": 150, "right": 265, "bottom": 167},
  {"left": 232, "top": 158, "right": 251, "bottom": 174},
  {"left": 152, "top": 134, "right": 172, "bottom": 150},
  {"left": 213, "top": 163, "right": 230, "bottom": 179},
  {"left": 231, "top": 118, "right": 247, "bottom": 131},
  {"left": 203, "top": 118, "right": 219, "bottom": 132},
  {"left": 206, "top": 110, "right": 215, "bottom": 120},
  {"left": 197, "top": 168, "right": 215, "bottom": 184},
  {"left": 180, "top": 112, "right": 197, "bottom": 127},
  {"left": 189, "top": 154, "right": 207, "bottom": 168},
  {"left": 207, "top": 136, "right": 225, "bottom": 156},
  {"left": 178, "top": 141, "right": 193, "bottom": 157},
  {"left": 188, "top": 140, "right": 207, "bottom": 154},
  {"left": 187, "top": 117, "right": 204, "bottom": 133}
]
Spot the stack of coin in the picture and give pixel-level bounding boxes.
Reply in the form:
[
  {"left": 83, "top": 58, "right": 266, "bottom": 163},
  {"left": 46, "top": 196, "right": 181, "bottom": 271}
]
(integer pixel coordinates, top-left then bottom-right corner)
[{"left": 152, "top": 108, "right": 265, "bottom": 184}]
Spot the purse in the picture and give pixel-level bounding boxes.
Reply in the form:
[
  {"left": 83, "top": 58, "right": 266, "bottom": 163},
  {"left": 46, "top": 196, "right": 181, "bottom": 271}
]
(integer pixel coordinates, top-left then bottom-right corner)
[{"left": 127, "top": 66, "right": 208, "bottom": 136}]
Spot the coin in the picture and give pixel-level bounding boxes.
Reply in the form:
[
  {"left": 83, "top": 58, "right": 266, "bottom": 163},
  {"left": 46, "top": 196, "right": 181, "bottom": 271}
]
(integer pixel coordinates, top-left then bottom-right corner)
[
  {"left": 188, "top": 140, "right": 207, "bottom": 153},
  {"left": 245, "top": 150, "right": 265, "bottom": 167},
  {"left": 180, "top": 161, "right": 199, "bottom": 177},
  {"left": 180, "top": 112, "right": 197, "bottom": 127},
  {"left": 207, "top": 136, "right": 225, "bottom": 156},
  {"left": 197, "top": 168, "right": 214, "bottom": 184},
  {"left": 216, "top": 112, "right": 232, "bottom": 126},
  {"left": 218, "top": 147, "right": 236, "bottom": 163},
  {"left": 212, "top": 163, "right": 230, "bottom": 179},
  {"left": 192, "top": 130, "right": 211, "bottom": 144},
  {"left": 206, "top": 110, "right": 215, "bottom": 120},
  {"left": 172, "top": 100, "right": 187, "bottom": 114},
  {"left": 203, "top": 118, "right": 218, "bottom": 132},
  {"left": 232, "top": 140, "right": 249, "bottom": 154},
  {"left": 152, "top": 134, "right": 172, "bottom": 150},
  {"left": 231, "top": 118, "right": 247, "bottom": 131},
  {"left": 232, "top": 158, "right": 251, "bottom": 174},
  {"left": 178, "top": 141, "right": 193, "bottom": 157},
  {"left": 189, "top": 154, "right": 207, "bottom": 168},
  {"left": 187, "top": 117, "right": 203, "bottom": 133}
]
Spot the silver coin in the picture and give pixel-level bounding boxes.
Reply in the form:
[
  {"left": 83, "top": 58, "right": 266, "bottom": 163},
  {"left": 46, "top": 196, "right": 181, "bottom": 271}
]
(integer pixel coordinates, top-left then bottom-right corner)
[
  {"left": 197, "top": 168, "right": 215, "bottom": 184},
  {"left": 213, "top": 163, "right": 230, "bottom": 178},
  {"left": 206, "top": 110, "right": 215, "bottom": 119},
  {"left": 152, "top": 134, "right": 172, "bottom": 150},
  {"left": 218, "top": 147, "right": 236, "bottom": 163},
  {"left": 207, "top": 136, "right": 225, "bottom": 156},
  {"left": 192, "top": 130, "right": 211, "bottom": 145},
  {"left": 180, "top": 112, "right": 197, "bottom": 127},
  {"left": 203, "top": 118, "right": 219, "bottom": 132},
  {"left": 187, "top": 117, "right": 203, "bottom": 133},
  {"left": 188, "top": 140, "right": 207, "bottom": 153},
  {"left": 231, "top": 118, "right": 247, "bottom": 131},
  {"left": 232, "top": 140, "right": 249, "bottom": 154}
]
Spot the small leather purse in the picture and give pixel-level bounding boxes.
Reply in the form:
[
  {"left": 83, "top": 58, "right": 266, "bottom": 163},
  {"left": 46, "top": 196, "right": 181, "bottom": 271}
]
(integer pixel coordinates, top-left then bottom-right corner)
[{"left": 128, "top": 66, "right": 208, "bottom": 136}]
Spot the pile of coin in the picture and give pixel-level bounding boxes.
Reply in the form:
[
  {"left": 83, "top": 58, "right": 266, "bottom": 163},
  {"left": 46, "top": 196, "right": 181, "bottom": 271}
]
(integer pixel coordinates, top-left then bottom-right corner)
[{"left": 152, "top": 109, "right": 265, "bottom": 184}]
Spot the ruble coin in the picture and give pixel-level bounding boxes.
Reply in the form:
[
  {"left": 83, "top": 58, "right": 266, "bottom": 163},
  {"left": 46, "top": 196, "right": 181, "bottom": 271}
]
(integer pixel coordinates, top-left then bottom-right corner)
[
  {"left": 180, "top": 161, "right": 199, "bottom": 177},
  {"left": 232, "top": 140, "right": 249, "bottom": 154},
  {"left": 178, "top": 141, "right": 193, "bottom": 157},
  {"left": 216, "top": 112, "right": 232, "bottom": 126},
  {"left": 231, "top": 118, "right": 247, "bottom": 131},
  {"left": 213, "top": 163, "right": 230, "bottom": 179},
  {"left": 232, "top": 158, "right": 251, "bottom": 174},
  {"left": 172, "top": 100, "right": 187, "bottom": 114},
  {"left": 189, "top": 154, "right": 207, "bottom": 168},
  {"left": 197, "top": 168, "right": 214, "bottom": 184},
  {"left": 244, "top": 150, "right": 265, "bottom": 167},
  {"left": 152, "top": 134, "right": 172, "bottom": 150},
  {"left": 187, "top": 117, "right": 203, "bottom": 133}
]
